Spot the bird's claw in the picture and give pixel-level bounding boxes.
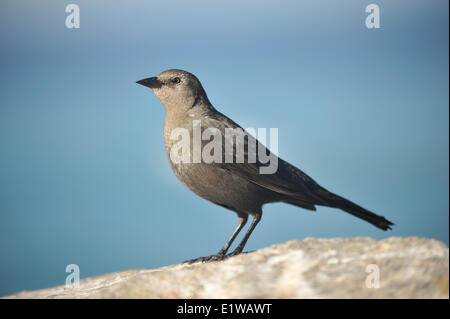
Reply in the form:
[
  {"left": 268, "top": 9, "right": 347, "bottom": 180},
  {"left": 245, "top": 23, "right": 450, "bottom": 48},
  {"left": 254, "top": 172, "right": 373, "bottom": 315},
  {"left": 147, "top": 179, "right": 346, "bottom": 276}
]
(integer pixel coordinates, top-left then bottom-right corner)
[
  {"left": 223, "top": 250, "right": 243, "bottom": 259},
  {"left": 183, "top": 253, "right": 225, "bottom": 264},
  {"left": 183, "top": 250, "right": 246, "bottom": 264}
]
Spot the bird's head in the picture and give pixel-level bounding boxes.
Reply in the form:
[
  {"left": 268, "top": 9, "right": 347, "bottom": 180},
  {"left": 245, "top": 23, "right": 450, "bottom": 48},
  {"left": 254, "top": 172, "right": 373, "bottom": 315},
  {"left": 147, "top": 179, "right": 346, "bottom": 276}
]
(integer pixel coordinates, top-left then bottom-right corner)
[{"left": 137, "top": 69, "right": 211, "bottom": 113}]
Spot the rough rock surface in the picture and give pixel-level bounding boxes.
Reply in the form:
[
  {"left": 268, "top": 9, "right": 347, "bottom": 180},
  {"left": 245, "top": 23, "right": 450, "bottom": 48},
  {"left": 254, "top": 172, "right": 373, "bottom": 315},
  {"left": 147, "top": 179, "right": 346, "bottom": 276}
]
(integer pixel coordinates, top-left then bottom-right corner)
[{"left": 4, "top": 237, "right": 449, "bottom": 299}]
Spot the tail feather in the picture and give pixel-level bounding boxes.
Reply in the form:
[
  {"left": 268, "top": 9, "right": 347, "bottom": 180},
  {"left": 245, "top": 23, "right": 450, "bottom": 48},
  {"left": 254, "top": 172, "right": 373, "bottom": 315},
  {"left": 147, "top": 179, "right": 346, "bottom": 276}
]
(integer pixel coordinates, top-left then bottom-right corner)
[
  {"left": 314, "top": 187, "right": 394, "bottom": 231},
  {"left": 334, "top": 201, "right": 394, "bottom": 230}
]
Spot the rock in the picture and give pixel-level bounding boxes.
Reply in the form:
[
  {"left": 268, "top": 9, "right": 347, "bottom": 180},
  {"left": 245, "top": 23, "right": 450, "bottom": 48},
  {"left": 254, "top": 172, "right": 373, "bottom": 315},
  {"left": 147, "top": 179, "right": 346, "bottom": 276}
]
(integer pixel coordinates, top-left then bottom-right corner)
[{"left": 4, "top": 237, "right": 448, "bottom": 299}]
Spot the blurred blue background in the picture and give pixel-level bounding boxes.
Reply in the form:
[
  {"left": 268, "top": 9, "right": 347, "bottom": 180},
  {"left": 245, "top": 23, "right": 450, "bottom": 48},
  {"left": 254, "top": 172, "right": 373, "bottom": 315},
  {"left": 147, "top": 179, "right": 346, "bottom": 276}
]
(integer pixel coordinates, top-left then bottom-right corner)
[{"left": 0, "top": 0, "right": 448, "bottom": 297}]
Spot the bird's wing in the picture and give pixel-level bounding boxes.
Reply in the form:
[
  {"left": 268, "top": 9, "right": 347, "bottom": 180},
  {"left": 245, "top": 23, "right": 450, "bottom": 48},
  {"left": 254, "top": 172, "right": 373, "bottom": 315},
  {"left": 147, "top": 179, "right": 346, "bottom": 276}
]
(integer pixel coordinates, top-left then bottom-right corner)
[
  {"left": 200, "top": 112, "right": 394, "bottom": 230},
  {"left": 201, "top": 112, "right": 325, "bottom": 204}
]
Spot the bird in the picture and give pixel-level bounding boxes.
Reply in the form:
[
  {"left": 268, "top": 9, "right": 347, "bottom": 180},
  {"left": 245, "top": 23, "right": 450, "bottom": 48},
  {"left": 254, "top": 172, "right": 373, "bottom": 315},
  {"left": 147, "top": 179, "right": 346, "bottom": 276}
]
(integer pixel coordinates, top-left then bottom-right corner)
[{"left": 136, "top": 69, "right": 394, "bottom": 263}]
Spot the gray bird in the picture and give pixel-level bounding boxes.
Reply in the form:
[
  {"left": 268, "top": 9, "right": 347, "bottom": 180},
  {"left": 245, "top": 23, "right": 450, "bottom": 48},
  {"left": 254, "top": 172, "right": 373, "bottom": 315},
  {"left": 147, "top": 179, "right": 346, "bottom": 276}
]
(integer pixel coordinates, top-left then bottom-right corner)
[{"left": 137, "top": 69, "right": 393, "bottom": 263}]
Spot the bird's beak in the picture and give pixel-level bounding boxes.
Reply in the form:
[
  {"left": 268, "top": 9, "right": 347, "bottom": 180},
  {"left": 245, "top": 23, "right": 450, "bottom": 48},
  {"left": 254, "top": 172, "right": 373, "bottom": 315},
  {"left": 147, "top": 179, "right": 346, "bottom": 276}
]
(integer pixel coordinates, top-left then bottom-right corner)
[{"left": 136, "top": 77, "right": 162, "bottom": 89}]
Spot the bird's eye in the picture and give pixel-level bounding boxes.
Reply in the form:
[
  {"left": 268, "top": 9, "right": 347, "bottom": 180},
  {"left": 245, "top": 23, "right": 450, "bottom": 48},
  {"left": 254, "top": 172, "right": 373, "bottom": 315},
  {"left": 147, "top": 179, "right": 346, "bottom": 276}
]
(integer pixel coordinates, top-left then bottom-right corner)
[{"left": 172, "top": 77, "right": 181, "bottom": 84}]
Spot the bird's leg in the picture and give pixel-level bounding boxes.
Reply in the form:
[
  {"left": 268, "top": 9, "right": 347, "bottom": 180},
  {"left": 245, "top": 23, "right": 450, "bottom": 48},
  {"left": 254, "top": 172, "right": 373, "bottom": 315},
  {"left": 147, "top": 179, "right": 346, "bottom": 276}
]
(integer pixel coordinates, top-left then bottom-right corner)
[
  {"left": 215, "top": 215, "right": 248, "bottom": 258},
  {"left": 184, "top": 215, "right": 248, "bottom": 264},
  {"left": 225, "top": 214, "right": 261, "bottom": 258}
]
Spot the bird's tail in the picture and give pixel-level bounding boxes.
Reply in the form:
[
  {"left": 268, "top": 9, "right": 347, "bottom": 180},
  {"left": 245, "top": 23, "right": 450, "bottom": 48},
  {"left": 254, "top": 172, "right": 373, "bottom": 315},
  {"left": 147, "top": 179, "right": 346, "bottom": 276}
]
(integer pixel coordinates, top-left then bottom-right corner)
[{"left": 315, "top": 188, "right": 394, "bottom": 231}]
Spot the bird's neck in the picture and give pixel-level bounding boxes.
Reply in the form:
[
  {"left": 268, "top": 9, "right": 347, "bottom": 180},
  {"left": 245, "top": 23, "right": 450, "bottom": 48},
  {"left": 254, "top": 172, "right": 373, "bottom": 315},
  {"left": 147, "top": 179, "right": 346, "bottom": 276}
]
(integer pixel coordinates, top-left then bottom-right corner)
[{"left": 162, "top": 102, "right": 215, "bottom": 158}]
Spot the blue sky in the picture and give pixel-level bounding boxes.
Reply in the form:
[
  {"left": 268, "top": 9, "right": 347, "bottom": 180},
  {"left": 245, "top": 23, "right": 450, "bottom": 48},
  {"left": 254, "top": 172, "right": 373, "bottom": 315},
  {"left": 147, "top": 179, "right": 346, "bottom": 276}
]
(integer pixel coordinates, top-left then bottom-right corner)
[{"left": 0, "top": 0, "right": 448, "bottom": 296}]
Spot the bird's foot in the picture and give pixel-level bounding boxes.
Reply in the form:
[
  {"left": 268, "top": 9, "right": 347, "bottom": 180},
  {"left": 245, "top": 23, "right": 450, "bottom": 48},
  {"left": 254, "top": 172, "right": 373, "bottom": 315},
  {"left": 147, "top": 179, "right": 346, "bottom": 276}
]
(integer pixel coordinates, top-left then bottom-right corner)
[
  {"left": 223, "top": 250, "right": 243, "bottom": 259},
  {"left": 183, "top": 253, "right": 225, "bottom": 264}
]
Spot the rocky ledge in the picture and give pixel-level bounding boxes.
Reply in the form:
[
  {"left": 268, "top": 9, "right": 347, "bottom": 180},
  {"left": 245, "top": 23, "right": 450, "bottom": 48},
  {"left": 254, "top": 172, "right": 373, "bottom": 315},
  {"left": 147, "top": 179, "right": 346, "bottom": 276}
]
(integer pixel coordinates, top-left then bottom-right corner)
[{"left": 4, "top": 237, "right": 449, "bottom": 299}]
